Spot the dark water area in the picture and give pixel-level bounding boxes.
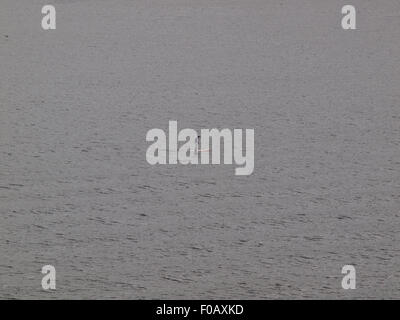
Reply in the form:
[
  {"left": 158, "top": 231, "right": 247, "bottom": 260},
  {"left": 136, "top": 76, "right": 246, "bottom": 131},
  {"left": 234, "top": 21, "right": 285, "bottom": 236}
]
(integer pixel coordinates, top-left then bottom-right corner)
[{"left": 1, "top": 0, "right": 399, "bottom": 299}]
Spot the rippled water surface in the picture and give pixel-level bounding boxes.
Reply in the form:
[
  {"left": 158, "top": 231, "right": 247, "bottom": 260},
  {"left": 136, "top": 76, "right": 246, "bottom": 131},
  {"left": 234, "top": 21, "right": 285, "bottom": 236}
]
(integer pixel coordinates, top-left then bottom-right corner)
[{"left": 1, "top": 0, "right": 399, "bottom": 299}]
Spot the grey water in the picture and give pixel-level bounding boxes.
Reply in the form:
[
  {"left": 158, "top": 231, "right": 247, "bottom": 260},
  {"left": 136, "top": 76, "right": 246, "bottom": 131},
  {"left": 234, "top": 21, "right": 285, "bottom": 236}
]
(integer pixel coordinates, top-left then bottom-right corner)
[{"left": 0, "top": 0, "right": 399, "bottom": 299}]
